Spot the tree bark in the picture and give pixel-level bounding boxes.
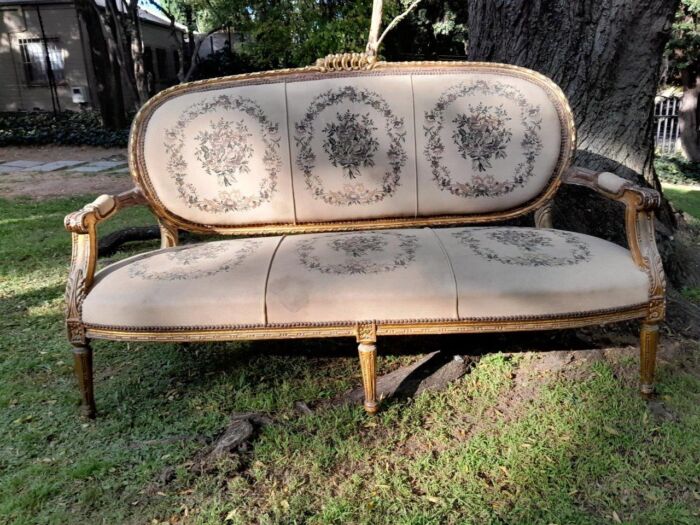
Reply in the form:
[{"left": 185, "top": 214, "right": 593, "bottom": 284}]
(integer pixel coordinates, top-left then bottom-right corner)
[
  {"left": 75, "top": 0, "right": 127, "bottom": 129},
  {"left": 126, "top": 0, "right": 149, "bottom": 103},
  {"left": 679, "top": 66, "right": 700, "bottom": 161},
  {"left": 467, "top": 0, "right": 679, "bottom": 244}
]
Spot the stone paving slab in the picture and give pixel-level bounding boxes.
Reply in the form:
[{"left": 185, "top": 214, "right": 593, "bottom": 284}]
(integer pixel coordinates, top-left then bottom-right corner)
[
  {"left": 25, "top": 160, "right": 88, "bottom": 172},
  {"left": 1, "top": 160, "right": 44, "bottom": 168},
  {"left": 69, "top": 160, "right": 128, "bottom": 173}
]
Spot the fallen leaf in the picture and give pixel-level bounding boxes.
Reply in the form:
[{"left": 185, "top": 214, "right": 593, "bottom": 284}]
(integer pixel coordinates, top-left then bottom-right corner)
[
  {"left": 612, "top": 510, "right": 622, "bottom": 523},
  {"left": 604, "top": 426, "right": 621, "bottom": 436}
]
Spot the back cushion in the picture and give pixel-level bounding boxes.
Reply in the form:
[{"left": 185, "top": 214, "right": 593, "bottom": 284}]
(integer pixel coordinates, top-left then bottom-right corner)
[{"left": 133, "top": 64, "right": 572, "bottom": 227}]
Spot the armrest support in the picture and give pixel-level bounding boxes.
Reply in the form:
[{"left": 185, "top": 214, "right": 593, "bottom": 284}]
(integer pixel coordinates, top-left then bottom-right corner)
[
  {"left": 563, "top": 166, "right": 666, "bottom": 322},
  {"left": 64, "top": 187, "right": 148, "bottom": 344},
  {"left": 563, "top": 166, "right": 662, "bottom": 210},
  {"left": 64, "top": 187, "right": 147, "bottom": 234}
]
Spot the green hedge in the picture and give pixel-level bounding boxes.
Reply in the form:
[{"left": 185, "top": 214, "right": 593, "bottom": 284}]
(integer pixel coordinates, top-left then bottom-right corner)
[
  {"left": 0, "top": 111, "right": 129, "bottom": 148},
  {"left": 655, "top": 154, "right": 700, "bottom": 185}
]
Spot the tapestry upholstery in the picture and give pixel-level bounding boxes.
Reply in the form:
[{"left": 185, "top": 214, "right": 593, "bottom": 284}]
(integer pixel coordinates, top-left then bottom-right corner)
[
  {"left": 81, "top": 227, "right": 649, "bottom": 329},
  {"left": 82, "top": 237, "right": 282, "bottom": 327},
  {"left": 265, "top": 228, "right": 455, "bottom": 322},
  {"left": 136, "top": 66, "right": 568, "bottom": 227},
  {"left": 434, "top": 227, "right": 650, "bottom": 318}
]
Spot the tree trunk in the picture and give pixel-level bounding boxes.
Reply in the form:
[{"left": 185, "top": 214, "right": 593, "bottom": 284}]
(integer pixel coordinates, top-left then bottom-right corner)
[
  {"left": 679, "top": 66, "right": 700, "bottom": 161},
  {"left": 467, "top": 0, "right": 680, "bottom": 270},
  {"left": 75, "top": 0, "right": 127, "bottom": 129},
  {"left": 184, "top": 5, "right": 196, "bottom": 71},
  {"left": 126, "top": 2, "right": 149, "bottom": 103}
]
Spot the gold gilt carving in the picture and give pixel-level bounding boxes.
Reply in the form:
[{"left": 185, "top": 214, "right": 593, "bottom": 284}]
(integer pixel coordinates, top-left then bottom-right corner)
[
  {"left": 314, "top": 52, "right": 378, "bottom": 72},
  {"left": 358, "top": 343, "right": 378, "bottom": 414},
  {"left": 158, "top": 219, "right": 179, "bottom": 248},
  {"left": 639, "top": 322, "right": 659, "bottom": 397},
  {"left": 72, "top": 344, "right": 96, "bottom": 418},
  {"left": 356, "top": 322, "right": 377, "bottom": 344}
]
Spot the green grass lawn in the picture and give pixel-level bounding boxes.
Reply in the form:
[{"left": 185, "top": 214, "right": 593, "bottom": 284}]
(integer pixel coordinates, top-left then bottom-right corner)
[
  {"left": 1, "top": 195, "right": 699, "bottom": 524},
  {"left": 662, "top": 183, "right": 700, "bottom": 219}
]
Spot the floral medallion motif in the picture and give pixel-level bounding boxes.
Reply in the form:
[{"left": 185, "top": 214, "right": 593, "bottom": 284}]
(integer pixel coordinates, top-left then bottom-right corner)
[
  {"left": 322, "top": 110, "right": 380, "bottom": 179},
  {"left": 424, "top": 81, "right": 543, "bottom": 198},
  {"left": 127, "top": 240, "right": 262, "bottom": 280},
  {"left": 297, "top": 232, "right": 417, "bottom": 275},
  {"left": 452, "top": 229, "right": 591, "bottom": 267},
  {"left": 295, "top": 86, "right": 407, "bottom": 206},
  {"left": 452, "top": 103, "right": 512, "bottom": 172},
  {"left": 195, "top": 117, "right": 253, "bottom": 187},
  {"left": 164, "top": 95, "right": 282, "bottom": 213}
]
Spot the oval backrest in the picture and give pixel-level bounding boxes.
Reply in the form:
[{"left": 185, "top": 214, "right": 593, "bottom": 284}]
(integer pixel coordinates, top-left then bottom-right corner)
[{"left": 130, "top": 61, "right": 575, "bottom": 233}]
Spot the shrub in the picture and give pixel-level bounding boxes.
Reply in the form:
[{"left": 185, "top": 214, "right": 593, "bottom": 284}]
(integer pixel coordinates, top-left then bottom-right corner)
[
  {"left": 654, "top": 153, "right": 700, "bottom": 185},
  {"left": 0, "top": 111, "right": 129, "bottom": 148}
]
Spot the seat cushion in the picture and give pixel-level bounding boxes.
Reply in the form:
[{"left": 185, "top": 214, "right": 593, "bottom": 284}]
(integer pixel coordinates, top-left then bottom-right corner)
[
  {"left": 434, "top": 227, "right": 650, "bottom": 318},
  {"left": 82, "top": 237, "right": 282, "bottom": 328},
  {"left": 81, "top": 227, "right": 650, "bottom": 330},
  {"left": 265, "top": 229, "right": 457, "bottom": 324}
]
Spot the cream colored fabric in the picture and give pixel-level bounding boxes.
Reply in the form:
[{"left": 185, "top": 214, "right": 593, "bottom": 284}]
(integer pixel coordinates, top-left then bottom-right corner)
[
  {"left": 92, "top": 194, "right": 116, "bottom": 216},
  {"left": 435, "top": 227, "right": 649, "bottom": 318},
  {"left": 82, "top": 237, "right": 282, "bottom": 327},
  {"left": 82, "top": 227, "right": 649, "bottom": 329},
  {"left": 137, "top": 67, "right": 568, "bottom": 227},
  {"left": 597, "top": 172, "right": 628, "bottom": 194},
  {"left": 143, "top": 83, "right": 295, "bottom": 225},
  {"left": 413, "top": 73, "right": 562, "bottom": 215},
  {"left": 286, "top": 75, "right": 417, "bottom": 222},
  {"left": 265, "top": 229, "right": 457, "bottom": 323}
]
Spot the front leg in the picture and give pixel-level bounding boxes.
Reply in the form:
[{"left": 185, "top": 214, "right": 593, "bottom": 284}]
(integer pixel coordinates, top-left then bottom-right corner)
[
  {"left": 358, "top": 342, "right": 378, "bottom": 414},
  {"left": 639, "top": 321, "right": 659, "bottom": 399},
  {"left": 73, "top": 343, "right": 96, "bottom": 418}
]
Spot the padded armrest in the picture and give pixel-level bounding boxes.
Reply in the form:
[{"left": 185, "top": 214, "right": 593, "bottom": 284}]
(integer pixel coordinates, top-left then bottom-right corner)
[
  {"left": 562, "top": 165, "right": 665, "bottom": 323},
  {"left": 563, "top": 166, "right": 661, "bottom": 211},
  {"left": 64, "top": 187, "right": 149, "bottom": 345},
  {"left": 65, "top": 188, "right": 147, "bottom": 234}
]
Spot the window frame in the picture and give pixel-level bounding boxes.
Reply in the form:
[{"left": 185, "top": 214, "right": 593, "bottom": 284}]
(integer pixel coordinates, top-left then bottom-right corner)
[{"left": 18, "top": 36, "right": 66, "bottom": 86}]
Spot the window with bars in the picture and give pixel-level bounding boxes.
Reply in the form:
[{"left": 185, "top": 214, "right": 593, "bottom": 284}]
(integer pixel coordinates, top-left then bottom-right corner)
[{"left": 18, "top": 37, "right": 65, "bottom": 85}]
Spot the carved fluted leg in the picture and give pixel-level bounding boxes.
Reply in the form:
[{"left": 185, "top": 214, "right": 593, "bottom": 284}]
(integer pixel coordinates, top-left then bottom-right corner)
[
  {"left": 73, "top": 343, "right": 96, "bottom": 418},
  {"left": 358, "top": 342, "right": 378, "bottom": 414},
  {"left": 640, "top": 321, "right": 659, "bottom": 399}
]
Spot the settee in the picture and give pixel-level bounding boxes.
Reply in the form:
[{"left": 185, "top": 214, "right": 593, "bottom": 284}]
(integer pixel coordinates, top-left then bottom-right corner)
[{"left": 64, "top": 54, "right": 665, "bottom": 417}]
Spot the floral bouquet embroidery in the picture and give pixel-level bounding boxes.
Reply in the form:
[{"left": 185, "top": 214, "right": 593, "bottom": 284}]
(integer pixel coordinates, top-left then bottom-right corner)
[
  {"left": 329, "top": 234, "right": 387, "bottom": 258},
  {"left": 452, "top": 103, "right": 512, "bottom": 172},
  {"left": 322, "top": 110, "right": 379, "bottom": 179},
  {"left": 297, "top": 232, "right": 417, "bottom": 275},
  {"left": 452, "top": 228, "right": 591, "bottom": 267},
  {"left": 128, "top": 240, "right": 262, "bottom": 280},
  {"left": 295, "top": 86, "right": 407, "bottom": 206},
  {"left": 195, "top": 118, "right": 253, "bottom": 187}
]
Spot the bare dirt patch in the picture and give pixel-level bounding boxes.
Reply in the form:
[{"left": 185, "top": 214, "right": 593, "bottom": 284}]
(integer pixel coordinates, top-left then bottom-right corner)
[
  {"left": 0, "top": 145, "right": 126, "bottom": 163},
  {"left": 0, "top": 170, "right": 133, "bottom": 199},
  {"left": 0, "top": 145, "right": 131, "bottom": 199}
]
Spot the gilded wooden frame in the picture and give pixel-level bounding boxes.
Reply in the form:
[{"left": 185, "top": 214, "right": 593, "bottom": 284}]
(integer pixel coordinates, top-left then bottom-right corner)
[{"left": 64, "top": 54, "right": 664, "bottom": 417}]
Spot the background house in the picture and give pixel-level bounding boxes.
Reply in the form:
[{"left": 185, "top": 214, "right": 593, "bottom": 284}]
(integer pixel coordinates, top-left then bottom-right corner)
[{"left": 0, "top": 0, "right": 185, "bottom": 113}]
